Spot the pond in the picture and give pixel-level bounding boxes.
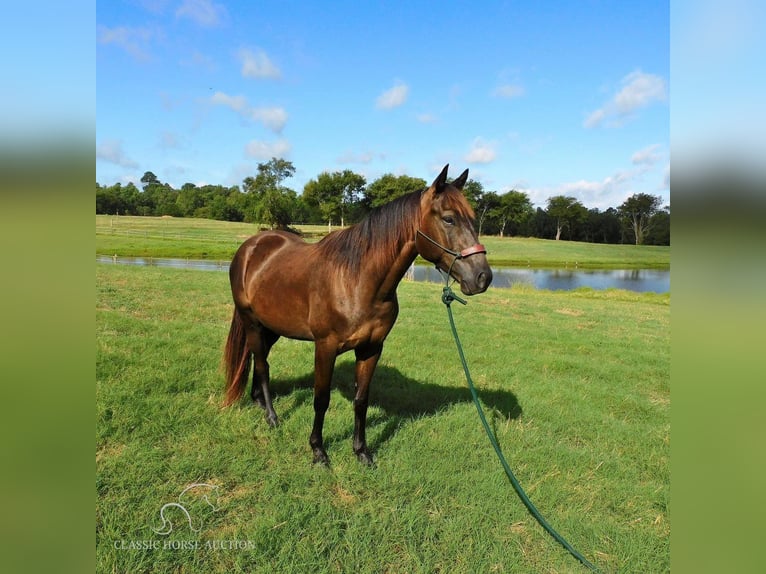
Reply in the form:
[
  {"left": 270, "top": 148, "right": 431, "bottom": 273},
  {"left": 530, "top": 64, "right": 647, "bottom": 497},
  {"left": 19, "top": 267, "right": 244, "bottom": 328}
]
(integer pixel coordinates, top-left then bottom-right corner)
[
  {"left": 96, "top": 255, "right": 670, "bottom": 294},
  {"left": 411, "top": 265, "right": 669, "bottom": 293}
]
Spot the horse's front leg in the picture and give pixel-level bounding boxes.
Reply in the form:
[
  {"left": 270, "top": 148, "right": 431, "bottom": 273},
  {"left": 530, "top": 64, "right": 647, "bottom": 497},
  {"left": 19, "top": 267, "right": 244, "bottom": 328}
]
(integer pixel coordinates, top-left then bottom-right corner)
[
  {"left": 352, "top": 344, "right": 382, "bottom": 465},
  {"left": 310, "top": 341, "right": 336, "bottom": 465}
]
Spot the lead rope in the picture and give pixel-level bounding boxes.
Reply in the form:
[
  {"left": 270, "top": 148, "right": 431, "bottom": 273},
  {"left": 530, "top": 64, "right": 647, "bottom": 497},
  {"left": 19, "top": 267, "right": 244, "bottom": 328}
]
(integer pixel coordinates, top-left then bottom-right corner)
[{"left": 439, "top": 277, "right": 602, "bottom": 573}]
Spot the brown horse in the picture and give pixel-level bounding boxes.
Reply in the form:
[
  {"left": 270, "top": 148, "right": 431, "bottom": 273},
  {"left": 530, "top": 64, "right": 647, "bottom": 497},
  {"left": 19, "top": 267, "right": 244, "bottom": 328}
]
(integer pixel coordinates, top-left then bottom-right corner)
[{"left": 223, "top": 164, "right": 492, "bottom": 464}]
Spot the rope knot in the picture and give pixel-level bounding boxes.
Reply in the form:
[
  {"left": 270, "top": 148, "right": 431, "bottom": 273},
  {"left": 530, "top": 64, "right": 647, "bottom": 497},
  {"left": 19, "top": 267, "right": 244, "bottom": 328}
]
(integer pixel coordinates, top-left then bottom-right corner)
[{"left": 441, "top": 285, "right": 467, "bottom": 306}]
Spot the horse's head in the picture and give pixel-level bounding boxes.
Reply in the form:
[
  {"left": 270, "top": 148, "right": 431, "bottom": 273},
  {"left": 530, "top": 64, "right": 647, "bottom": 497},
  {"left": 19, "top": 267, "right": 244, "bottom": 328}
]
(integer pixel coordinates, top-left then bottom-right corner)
[{"left": 416, "top": 165, "right": 493, "bottom": 295}]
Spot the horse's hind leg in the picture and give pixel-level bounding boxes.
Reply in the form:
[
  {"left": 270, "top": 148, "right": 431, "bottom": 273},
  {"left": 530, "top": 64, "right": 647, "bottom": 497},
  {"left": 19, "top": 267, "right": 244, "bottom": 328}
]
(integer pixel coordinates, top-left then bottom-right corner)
[{"left": 247, "top": 326, "right": 280, "bottom": 427}]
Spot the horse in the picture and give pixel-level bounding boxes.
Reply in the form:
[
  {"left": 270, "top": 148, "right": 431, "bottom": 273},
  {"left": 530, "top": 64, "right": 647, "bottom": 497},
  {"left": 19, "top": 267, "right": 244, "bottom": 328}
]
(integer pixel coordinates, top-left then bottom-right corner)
[{"left": 223, "top": 164, "right": 492, "bottom": 465}]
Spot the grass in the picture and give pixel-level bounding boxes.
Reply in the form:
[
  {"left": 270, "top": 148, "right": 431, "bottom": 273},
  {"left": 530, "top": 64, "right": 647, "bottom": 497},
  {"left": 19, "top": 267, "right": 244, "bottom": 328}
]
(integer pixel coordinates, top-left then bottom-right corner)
[
  {"left": 96, "top": 264, "right": 669, "bottom": 573},
  {"left": 96, "top": 215, "right": 670, "bottom": 269}
]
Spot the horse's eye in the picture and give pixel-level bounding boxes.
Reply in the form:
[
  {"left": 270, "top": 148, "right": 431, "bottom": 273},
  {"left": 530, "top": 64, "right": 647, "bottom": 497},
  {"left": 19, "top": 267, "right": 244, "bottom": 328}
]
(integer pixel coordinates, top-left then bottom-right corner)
[{"left": 442, "top": 216, "right": 455, "bottom": 225}]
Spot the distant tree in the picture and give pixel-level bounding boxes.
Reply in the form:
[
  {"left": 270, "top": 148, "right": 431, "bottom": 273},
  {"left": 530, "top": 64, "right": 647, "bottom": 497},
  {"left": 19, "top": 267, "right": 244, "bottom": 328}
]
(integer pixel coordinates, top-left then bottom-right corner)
[
  {"left": 476, "top": 191, "right": 501, "bottom": 236},
  {"left": 618, "top": 193, "right": 663, "bottom": 245},
  {"left": 363, "top": 173, "right": 427, "bottom": 209},
  {"left": 582, "top": 207, "right": 622, "bottom": 244},
  {"left": 546, "top": 195, "right": 587, "bottom": 240},
  {"left": 176, "top": 183, "right": 204, "bottom": 217},
  {"left": 303, "top": 170, "right": 366, "bottom": 228},
  {"left": 459, "top": 179, "right": 484, "bottom": 210},
  {"left": 243, "top": 158, "right": 295, "bottom": 194},
  {"left": 491, "top": 190, "right": 534, "bottom": 237},
  {"left": 644, "top": 204, "right": 670, "bottom": 245},
  {"left": 243, "top": 158, "right": 298, "bottom": 228},
  {"left": 140, "top": 171, "right": 159, "bottom": 187},
  {"left": 96, "top": 182, "right": 117, "bottom": 214},
  {"left": 259, "top": 187, "right": 299, "bottom": 228}
]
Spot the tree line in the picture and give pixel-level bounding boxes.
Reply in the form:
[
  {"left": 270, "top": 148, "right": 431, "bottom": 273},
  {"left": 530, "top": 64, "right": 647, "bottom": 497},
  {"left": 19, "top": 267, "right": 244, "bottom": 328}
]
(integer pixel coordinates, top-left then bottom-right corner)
[{"left": 96, "top": 158, "right": 669, "bottom": 245}]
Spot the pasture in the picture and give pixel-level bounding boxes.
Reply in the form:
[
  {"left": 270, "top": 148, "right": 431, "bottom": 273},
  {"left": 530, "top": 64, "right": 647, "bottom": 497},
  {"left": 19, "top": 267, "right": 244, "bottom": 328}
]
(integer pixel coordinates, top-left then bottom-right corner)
[
  {"left": 96, "top": 264, "right": 669, "bottom": 573},
  {"left": 96, "top": 214, "right": 670, "bottom": 269}
]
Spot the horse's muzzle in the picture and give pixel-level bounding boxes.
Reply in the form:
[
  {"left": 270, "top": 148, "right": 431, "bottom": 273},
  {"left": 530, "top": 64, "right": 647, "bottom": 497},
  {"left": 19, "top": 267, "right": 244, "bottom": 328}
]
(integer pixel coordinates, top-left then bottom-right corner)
[{"left": 460, "top": 268, "right": 493, "bottom": 295}]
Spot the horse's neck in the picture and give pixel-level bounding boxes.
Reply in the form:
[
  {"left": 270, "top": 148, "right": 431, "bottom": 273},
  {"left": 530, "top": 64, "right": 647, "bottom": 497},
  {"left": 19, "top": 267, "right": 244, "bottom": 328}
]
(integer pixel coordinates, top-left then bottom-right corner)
[{"left": 369, "top": 230, "right": 419, "bottom": 302}]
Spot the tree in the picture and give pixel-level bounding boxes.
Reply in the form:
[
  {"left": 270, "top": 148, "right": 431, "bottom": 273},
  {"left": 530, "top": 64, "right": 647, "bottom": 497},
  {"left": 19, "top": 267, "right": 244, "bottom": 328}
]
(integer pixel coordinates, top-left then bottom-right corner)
[
  {"left": 618, "top": 193, "right": 663, "bottom": 245},
  {"left": 460, "top": 179, "right": 484, "bottom": 210},
  {"left": 644, "top": 204, "right": 670, "bottom": 245},
  {"left": 476, "top": 191, "right": 501, "bottom": 236},
  {"left": 546, "top": 195, "right": 587, "bottom": 240},
  {"left": 242, "top": 158, "right": 298, "bottom": 228},
  {"left": 258, "top": 187, "right": 299, "bottom": 228},
  {"left": 176, "top": 183, "right": 204, "bottom": 217},
  {"left": 491, "top": 190, "right": 534, "bottom": 237},
  {"left": 243, "top": 158, "right": 295, "bottom": 194},
  {"left": 582, "top": 207, "right": 622, "bottom": 244},
  {"left": 303, "top": 170, "right": 367, "bottom": 229},
  {"left": 140, "top": 171, "right": 159, "bottom": 185},
  {"left": 363, "top": 173, "right": 426, "bottom": 209}
]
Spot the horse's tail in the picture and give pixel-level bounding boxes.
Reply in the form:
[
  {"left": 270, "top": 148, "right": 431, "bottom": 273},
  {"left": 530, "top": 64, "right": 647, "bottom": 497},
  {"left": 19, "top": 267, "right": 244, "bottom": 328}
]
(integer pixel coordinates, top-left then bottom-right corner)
[{"left": 222, "top": 307, "right": 251, "bottom": 407}]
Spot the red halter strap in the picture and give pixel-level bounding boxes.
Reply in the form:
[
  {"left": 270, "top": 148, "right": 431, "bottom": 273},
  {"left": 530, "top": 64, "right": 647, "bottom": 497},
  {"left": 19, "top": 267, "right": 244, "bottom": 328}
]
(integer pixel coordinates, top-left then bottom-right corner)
[{"left": 459, "top": 243, "right": 487, "bottom": 258}]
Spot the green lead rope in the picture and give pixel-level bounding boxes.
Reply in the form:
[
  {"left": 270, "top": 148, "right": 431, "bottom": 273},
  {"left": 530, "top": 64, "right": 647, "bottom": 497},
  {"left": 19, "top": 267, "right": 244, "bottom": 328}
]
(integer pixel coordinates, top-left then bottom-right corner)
[{"left": 441, "top": 283, "right": 602, "bottom": 573}]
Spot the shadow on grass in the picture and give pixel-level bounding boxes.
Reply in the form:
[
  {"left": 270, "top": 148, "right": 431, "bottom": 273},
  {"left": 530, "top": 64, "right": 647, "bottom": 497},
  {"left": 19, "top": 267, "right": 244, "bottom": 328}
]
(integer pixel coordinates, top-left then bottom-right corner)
[{"left": 258, "top": 362, "right": 522, "bottom": 455}]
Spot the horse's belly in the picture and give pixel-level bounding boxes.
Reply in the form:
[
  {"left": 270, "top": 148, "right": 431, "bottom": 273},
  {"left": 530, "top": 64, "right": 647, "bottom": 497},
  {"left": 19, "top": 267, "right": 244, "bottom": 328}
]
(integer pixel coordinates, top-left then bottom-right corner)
[{"left": 249, "top": 287, "right": 314, "bottom": 340}]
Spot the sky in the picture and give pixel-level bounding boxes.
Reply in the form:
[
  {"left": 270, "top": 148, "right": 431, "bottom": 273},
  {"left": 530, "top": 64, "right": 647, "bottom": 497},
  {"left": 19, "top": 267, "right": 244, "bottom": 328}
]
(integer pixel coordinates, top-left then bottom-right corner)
[{"left": 96, "top": 0, "right": 669, "bottom": 210}]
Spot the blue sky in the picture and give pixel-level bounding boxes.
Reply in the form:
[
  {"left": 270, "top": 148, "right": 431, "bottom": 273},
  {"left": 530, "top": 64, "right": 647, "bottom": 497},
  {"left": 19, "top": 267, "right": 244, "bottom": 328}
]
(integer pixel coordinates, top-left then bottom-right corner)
[{"left": 97, "top": 0, "right": 669, "bottom": 210}]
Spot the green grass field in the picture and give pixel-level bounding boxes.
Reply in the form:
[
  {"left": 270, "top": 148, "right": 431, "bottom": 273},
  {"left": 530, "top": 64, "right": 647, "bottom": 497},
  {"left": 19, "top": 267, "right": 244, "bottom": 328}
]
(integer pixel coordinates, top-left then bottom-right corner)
[
  {"left": 96, "top": 215, "right": 670, "bottom": 269},
  {"left": 96, "top": 264, "right": 669, "bottom": 573}
]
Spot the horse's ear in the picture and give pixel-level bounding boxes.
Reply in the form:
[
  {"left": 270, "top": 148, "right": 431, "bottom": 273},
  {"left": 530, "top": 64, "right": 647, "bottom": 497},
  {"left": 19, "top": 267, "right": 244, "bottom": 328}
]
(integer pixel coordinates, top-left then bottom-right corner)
[
  {"left": 451, "top": 169, "right": 469, "bottom": 190},
  {"left": 430, "top": 164, "right": 450, "bottom": 194}
]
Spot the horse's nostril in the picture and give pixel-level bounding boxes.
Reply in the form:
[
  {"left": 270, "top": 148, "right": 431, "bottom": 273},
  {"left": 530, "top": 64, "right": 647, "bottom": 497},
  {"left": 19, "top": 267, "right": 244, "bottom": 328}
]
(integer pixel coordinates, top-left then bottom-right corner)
[{"left": 477, "top": 271, "right": 490, "bottom": 290}]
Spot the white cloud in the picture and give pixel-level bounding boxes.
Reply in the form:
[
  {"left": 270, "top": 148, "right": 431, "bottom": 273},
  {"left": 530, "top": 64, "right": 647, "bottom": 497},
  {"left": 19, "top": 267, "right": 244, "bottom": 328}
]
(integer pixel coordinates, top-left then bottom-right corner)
[
  {"left": 97, "top": 25, "right": 155, "bottom": 61},
  {"left": 631, "top": 144, "right": 663, "bottom": 166},
  {"left": 245, "top": 139, "right": 291, "bottom": 160},
  {"left": 239, "top": 48, "right": 281, "bottom": 79},
  {"left": 584, "top": 70, "right": 667, "bottom": 128},
  {"left": 583, "top": 109, "right": 606, "bottom": 129},
  {"left": 249, "top": 107, "right": 288, "bottom": 132},
  {"left": 492, "top": 84, "right": 525, "bottom": 99},
  {"left": 97, "top": 139, "right": 138, "bottom": 168},
  {"left": 464, "top": 138, "right": 497, "bottom": 164},
  {"left": 376, "top": 82, "right": 409, "bottom": 109},
  {"left": 210, "top": 91, "right": 247, "bottom": 112},
  {"left": 176, "top": 0, "right": 227, "bottom": 27},
  {"left": 525, "top": 167, "right": 655, "bottom": 210},
  {"left": 209, "top": 91, "right": 287, "bottom": 132},
  {"left": 614, "top": 71, "right": 667, "bottom": 113}
]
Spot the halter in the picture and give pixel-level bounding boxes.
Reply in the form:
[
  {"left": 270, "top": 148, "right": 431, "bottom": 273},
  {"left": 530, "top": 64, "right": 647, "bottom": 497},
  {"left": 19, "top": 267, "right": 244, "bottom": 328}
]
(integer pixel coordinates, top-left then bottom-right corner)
[
  {"left": 416, "top": 228, "right": 486, "bottom": 303},
  {"left": 416, "top": 229, "right": 486, "bottom": 260}
]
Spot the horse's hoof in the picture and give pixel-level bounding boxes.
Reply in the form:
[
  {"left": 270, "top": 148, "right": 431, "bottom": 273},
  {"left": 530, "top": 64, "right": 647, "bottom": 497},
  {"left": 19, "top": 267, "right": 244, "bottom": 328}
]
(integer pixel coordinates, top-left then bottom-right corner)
[
  {"left": 355, "top": 450, "right": 374, "bottom": 466},
  {"left": 312, "top": 449, "right": 330, "bottom": 466}
]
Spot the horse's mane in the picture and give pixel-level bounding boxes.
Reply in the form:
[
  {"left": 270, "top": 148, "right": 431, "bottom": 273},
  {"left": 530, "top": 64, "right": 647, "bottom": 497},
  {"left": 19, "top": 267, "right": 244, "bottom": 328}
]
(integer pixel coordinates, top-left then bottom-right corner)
[{"left": 317, "top": 190, "right": 422, "bottom": 274}]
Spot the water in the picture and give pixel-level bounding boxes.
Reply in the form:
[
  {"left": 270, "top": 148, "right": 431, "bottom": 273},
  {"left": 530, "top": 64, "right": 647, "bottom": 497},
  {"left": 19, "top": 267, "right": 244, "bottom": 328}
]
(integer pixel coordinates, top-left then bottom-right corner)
[
  {"left": 412, "top": 265, "right": 670, "bottom": 293},
  {"left": 97, "top": 254, "right": 230, "bottom": 272},
  {"left": 96, "top": 255, "right": 670, "bottom": 293}
]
